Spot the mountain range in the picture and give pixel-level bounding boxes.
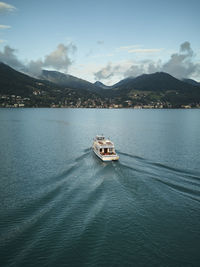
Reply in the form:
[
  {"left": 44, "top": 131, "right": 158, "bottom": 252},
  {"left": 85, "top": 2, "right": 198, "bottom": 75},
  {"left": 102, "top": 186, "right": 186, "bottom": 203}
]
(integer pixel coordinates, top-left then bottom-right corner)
[
  {"left": 0, "top": 62, "right": 200, "bottom": 108},
  {"left": 40, "top": 70, "right": 101, "bottom": 92}
]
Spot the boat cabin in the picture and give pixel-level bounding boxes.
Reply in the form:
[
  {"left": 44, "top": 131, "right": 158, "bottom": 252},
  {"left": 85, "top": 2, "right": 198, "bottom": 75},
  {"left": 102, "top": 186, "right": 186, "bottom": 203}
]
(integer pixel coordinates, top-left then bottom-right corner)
[
  {"left": 94, "top": 135, "right": 115, "bottom": 155},
  {"left": 93, "top": 135, "right": 119, "bottom": 161}
]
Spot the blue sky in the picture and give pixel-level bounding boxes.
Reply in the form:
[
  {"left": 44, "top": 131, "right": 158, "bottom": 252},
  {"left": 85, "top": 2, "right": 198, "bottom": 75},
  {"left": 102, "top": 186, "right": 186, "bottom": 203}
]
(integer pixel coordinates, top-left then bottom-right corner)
[{"left": 0, "top": 0, "right": 200, "bottom": 84}]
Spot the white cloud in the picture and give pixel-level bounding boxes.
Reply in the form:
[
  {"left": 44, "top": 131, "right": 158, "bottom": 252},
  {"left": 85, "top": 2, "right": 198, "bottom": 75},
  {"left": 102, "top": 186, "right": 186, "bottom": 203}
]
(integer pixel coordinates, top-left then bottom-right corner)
[
  {"left": 1, "top": 41, "right": 199, "bottom": 84},
  {"left": 93, "top": 61, "right": 132, "bottom": 84},
  {"left": 128, "top": 48, "right": 163, "bottom": 53},
  {"left": 116, "top": 45, "right": 162, "bottom": 55},
  {"left": 0, "top": 43, "right": 77, "bottom": 76},
  {"left": 94, "top": 63, "right": 118, "bottom": 80},
  {"left": 0, "top": 24, "right": 11, "bottom": 29},
  {"left": 0, "top": 2, "right": 16, "bottom": 13},
  {"left": 24, "top": 43, "right": 77, "bottom": 76},
  {"left": 161, "top": 41, "right": 198, "bottom": 79},
  {"left": 117, "top": 45, "right": 140, "bottom": 51},
  {"left": 94, "top": 42, "right": 200, "bottom": 83}
]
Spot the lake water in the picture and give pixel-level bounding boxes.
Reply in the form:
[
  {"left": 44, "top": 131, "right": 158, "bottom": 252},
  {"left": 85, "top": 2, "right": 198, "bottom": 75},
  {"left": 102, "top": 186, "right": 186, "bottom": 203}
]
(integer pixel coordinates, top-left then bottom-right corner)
[{"left": 0, "top": 108, "right": 200, "bottom": 267}]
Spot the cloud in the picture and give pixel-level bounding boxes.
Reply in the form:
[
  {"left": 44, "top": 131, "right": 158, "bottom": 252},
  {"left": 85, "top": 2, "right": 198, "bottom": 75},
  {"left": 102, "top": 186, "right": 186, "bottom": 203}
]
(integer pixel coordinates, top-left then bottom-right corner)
[
  {"left": 125, "top": 42, "right": 200, "bottom": 79},
  {"left": 0, "top": 2, "right": 16, "bottom": 13},
  {"left": 161, "top": 41, "right": 198, "bottom": 79},
  {"left": 94, "top": 63, "right": 120, "bottom": 80},
  {"left": 27, "top": 59, "right": 44, "bottom": 76},
  {"left": 26, "top": 43, "right": 77, "bottom": 76},
  {"left": 117, "top": 45, "right": 140, "bottom": 51},
  {"left": 93, "top": 60, "right": 160, "bottom": 82},
  {"left": 0, "top": 24, "right": 11, "bottom": 29},
  {"left": 116, "top": 45, "right": 162, "bottom": 54},
  {"left": 123, "top": 59, "right": 163, "bottom": 78},
  {"left": 0, "top": 43, "right": 77, "bottom": 76},
  {"left": 180, "top": 41, "right": 193, "bottom": 54},
  {"left": 97, "top": 40, "right": 104, "bottom": 45},
  {"left": 95, "top": 42, "right": 200, "bottom": 82},
  {"left": 0, "top": 45, "right": 23, "bottom": 69},
  {"left": 116, "top": 45, "right": 162, "bottom": 55},
  {"left": 43, "top": 43, "right": 76, "bottom": 70},
  {"left": 128, "top": 48, "right": 162, "bottom": 53}
]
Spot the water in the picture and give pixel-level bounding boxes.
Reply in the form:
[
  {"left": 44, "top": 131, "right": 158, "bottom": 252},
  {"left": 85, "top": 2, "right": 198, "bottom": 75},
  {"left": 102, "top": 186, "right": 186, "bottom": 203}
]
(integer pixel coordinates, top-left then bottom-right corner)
[{"left": 0, "top": 108, "right": 200, "bottom": 267}]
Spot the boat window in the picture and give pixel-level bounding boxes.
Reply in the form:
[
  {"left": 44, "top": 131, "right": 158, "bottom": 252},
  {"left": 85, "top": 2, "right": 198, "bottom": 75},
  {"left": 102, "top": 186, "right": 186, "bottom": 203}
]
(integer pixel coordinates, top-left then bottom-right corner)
[{"left": 96, "top": 136, "right": 105, "bottom": 140}]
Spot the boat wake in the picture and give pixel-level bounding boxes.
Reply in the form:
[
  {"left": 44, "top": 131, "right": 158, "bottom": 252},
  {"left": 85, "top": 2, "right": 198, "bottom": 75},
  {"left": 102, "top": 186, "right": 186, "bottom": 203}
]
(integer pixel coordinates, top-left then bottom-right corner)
[{"left": 1, "top": 147, "right": 200, "bottom": 266}]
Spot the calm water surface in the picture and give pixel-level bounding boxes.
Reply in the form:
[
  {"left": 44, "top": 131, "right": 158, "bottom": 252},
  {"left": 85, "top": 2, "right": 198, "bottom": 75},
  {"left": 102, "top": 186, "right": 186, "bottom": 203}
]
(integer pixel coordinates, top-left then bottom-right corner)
[{"left": 0, "top": 108, "right": 200, "bottom": 266}]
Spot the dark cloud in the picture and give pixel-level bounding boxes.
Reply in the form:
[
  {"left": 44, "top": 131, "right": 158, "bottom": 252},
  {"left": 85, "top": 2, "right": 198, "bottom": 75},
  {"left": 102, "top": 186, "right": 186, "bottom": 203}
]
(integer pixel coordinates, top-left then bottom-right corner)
[
  {"left": 94, "top": 63, "right": 120, "bottom": 80},
  {"left": 43, "top": 43, "right": 76, "bottom": 70},
  {"left": 180, "top": 41, "right": 193, "bottom": 54},
  {"left": 0, "top": 45, "right": 23, "bottom": 69},
  {"left": 97, "top": 40, "right": 104, "bottom": 45}
]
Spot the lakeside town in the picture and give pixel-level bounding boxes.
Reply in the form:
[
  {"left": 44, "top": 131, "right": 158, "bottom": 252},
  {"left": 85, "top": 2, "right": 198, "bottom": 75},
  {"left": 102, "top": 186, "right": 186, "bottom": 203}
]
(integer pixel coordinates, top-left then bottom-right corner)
[{"left": 1, "top": 93, "right": 200, "bottom": 109}]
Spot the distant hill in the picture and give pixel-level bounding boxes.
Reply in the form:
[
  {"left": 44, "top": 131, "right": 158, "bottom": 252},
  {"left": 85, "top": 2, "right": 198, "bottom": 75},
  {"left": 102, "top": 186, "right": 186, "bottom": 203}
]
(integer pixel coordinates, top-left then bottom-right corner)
[
  {"left": 0, "top": 62, "right": 40, "bottom": 96},
  {"left": 93, "top": 81, "right": 111, "bottom": 89},
  {"left": 0, "top": 62, "right": 105, "bottom": 107},
  {"left": 40, "top": 70, "right": 100, "bottom": 92},
  {"left": 182, "top": 78, "right": 200, "bottom": 87},
  {"left": 111, "top": 72, "right": 200, "bottom": 105},
  {"left": 1, "top": 62, "right": 200, "bottom": 107},
  {"left": 113, "top": 72, "right": 198, "bottom": 92},
  {"left": 0, "top": 62, "right": 67, "bottom": 97},
  {"left": 112, "top": 77, "right": 136, "bottom": 89}
]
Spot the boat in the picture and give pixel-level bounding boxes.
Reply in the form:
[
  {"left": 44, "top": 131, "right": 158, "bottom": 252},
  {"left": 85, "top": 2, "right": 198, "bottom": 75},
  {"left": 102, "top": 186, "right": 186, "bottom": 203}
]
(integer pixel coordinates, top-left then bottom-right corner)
[{"left": 92, "top": 135, "right": 119, "bottom": 161}]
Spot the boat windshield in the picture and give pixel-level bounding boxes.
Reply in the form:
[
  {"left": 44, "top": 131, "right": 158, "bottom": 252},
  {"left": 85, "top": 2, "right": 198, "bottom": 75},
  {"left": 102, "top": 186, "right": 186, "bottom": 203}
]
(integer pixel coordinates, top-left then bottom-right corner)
[{"left": 96, "top": 135, "right": 105, "bottom": 140}]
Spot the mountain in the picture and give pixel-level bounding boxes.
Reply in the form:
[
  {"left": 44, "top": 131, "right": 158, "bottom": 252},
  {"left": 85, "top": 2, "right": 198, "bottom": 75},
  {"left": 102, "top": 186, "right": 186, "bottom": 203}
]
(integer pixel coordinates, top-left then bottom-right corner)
[
  {"left": 0, "top": 62, "right": 99, "bottom": 97},
  {"left": 113, "top": 72, "right": 200, "bottom": 105},
  {"left": 0, "top": 62, "right": 106, "bottom": 107},
  {"left": 1, "top": 62, "right": 200, "bottom": 108},
  {"left": 113, "top": 72, "right": 198, "bottom": 92},
  {"left": 118, "top": 72, "right": 200, "bottom": 106},
  {"left": 40, "top": 70, "right": 100, "bottom": 92},
  {"left": 182, "top": 78, "right": 200, "bottom": 87},
  {"left": 0, "top": 62, "right": 42, "bottom": 96},
  {"left": 93, "top": 81, "right": 111, "bottom": 89},
  {"left": 0, "top": 62, "right": 71, "bottom": 97},
  {"left": 112, "top": 77, "right": 136, "bottom": 89}
]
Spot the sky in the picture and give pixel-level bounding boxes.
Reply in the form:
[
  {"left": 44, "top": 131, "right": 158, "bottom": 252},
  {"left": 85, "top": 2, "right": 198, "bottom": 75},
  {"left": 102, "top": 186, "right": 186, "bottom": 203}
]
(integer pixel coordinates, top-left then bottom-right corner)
[{"left": 0, "top": 0, "right": 200, "bottom": 84}]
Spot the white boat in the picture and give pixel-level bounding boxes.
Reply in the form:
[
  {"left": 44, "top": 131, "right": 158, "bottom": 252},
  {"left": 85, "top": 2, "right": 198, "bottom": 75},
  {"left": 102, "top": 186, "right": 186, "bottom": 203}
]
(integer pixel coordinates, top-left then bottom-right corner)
[{"left": 92, "top": 135, "right": 119, "bottom": 161}]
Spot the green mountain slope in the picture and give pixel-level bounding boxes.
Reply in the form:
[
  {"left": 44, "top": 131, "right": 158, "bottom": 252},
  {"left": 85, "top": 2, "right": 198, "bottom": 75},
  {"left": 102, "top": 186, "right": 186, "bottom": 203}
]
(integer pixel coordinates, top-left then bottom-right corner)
[{"left": 40, "top": 70, "right": 101, "bottom": 92}]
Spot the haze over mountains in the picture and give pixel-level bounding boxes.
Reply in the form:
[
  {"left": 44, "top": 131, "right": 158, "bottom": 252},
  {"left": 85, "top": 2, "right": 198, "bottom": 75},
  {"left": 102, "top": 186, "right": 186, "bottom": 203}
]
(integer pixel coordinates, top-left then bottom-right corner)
[{"left": 0, "top": 62, "right": 200, "bottom": 108}]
